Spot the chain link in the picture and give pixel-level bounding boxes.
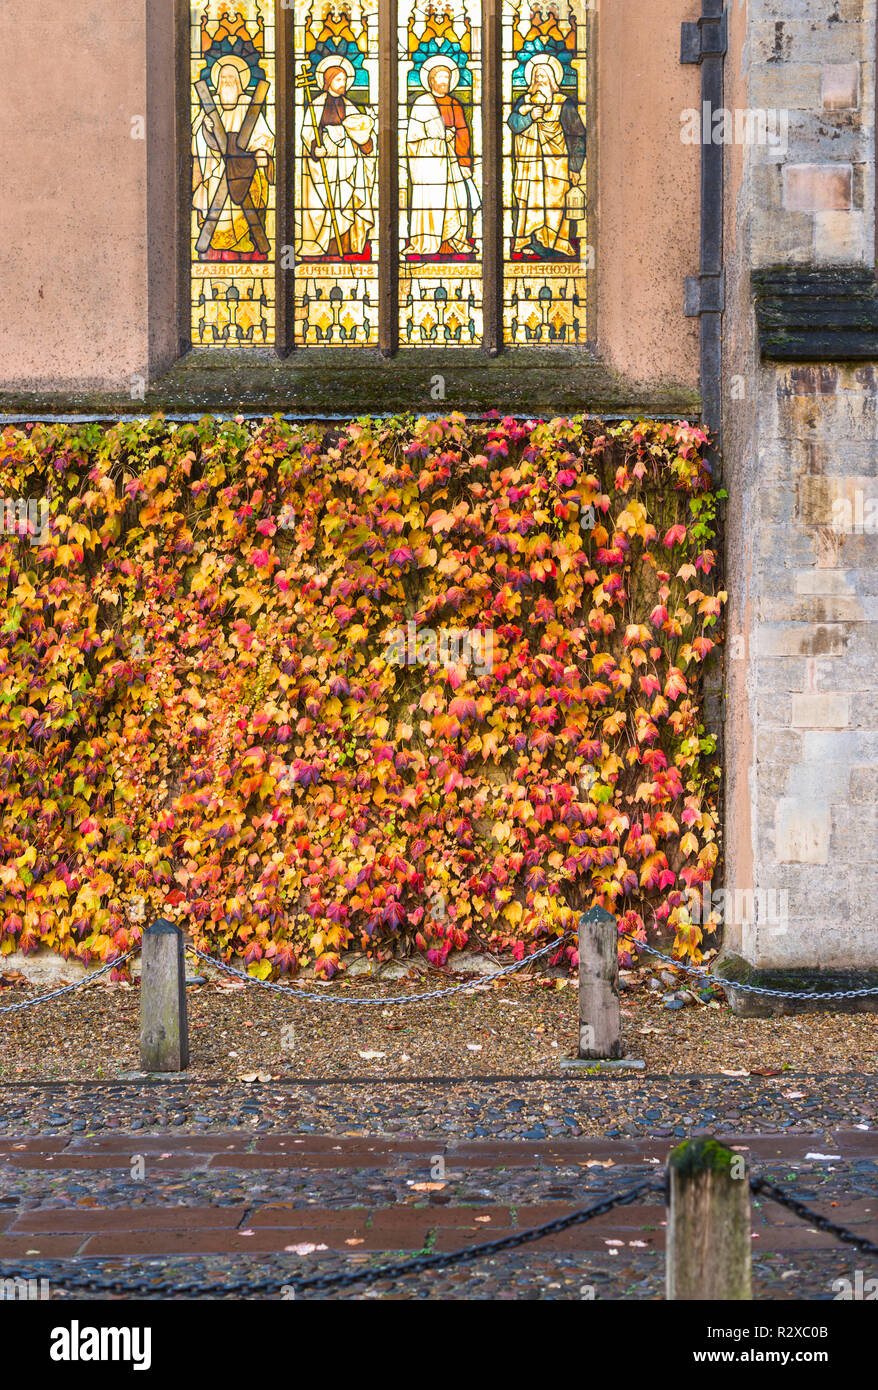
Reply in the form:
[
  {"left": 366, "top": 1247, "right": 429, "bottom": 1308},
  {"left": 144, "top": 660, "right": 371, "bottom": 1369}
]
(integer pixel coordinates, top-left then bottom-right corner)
[
  {"left": 0, "top": 949, "right": 140, "bottom": 1015},
  {"left": 0, "top": 1180, "right": 662, "bottom": 1298},
  {"left": 751, "top": 1177, "right": 878, "bottom": 1258},
  {"left": 627, "top": 938, "right": 878, "bottom": 1001},
  {"left": 190, "top": 934, "right": 572, "bottom": 1007}
]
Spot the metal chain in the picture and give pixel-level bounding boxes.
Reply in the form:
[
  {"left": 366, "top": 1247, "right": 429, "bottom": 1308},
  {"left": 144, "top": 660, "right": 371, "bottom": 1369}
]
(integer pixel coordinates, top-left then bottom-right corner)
[
  {"left": 628, "top": 938, "right": 878, "bottom": 1001},
  {"left": 0, "top": 949, "right": 140, "bottom": 1015},
  {"left": 0, "top": 1180, "right": 662, "bottom": 1298},
  {"left": 751, "top": 1177, "right": 878, "bottom": 1258},
  {"left": 190, "top": 934, "right": 573, "bottom": 1007}
]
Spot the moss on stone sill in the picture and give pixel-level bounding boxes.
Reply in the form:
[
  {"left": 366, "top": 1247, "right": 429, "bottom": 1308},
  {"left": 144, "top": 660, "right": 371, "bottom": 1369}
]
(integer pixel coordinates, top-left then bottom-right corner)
[{"left": 0, "top": 348, "right": 701, "bottom": 421}]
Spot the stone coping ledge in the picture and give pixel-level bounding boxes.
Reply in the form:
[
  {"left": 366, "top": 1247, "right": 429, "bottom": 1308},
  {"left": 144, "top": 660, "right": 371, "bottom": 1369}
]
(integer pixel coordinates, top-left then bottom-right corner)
[
  {"left": 0, "top": 347, "right": 701, "bottom": 421},
  {"left": 714, "top": 953, "right": 878, "bottom": 1018}
]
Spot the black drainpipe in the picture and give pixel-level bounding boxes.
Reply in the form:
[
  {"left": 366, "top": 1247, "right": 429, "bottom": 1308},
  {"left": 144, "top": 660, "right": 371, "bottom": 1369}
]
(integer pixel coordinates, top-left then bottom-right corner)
[{"left": 682, "top": 0, "right": 727, "bottom": 474}]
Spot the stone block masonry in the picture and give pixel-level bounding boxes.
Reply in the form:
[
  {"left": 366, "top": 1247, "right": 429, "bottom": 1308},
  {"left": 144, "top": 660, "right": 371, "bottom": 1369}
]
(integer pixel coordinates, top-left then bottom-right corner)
[{"left": 722, "top": 0, "right": 878, "bottom": 986}]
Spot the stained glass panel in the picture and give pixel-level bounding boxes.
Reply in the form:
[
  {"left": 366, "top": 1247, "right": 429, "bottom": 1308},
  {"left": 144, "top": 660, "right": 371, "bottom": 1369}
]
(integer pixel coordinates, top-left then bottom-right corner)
[
  {"left": 293, "top": 1, "right": 379, "bottom": 345},
  {"left": 398, "top": 1, "right": 483, "bottom": 345},
  {"left": 190, "top": 2, "right": 276, "bottom": 346},
  {"left": 501, "top": 1, "right": 588, "bottom": 344}
]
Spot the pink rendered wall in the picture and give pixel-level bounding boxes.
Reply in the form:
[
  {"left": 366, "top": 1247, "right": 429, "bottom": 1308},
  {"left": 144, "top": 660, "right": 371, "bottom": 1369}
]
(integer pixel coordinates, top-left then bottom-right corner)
[
  {"left": 594, "top": 0, "right": 701, "bottom": 389},
  {"left": 0, "top": 1, "right": 699, "bottom": 393},
  {"left": 0, "top": 0, "right": 179, "bottom": 392}
]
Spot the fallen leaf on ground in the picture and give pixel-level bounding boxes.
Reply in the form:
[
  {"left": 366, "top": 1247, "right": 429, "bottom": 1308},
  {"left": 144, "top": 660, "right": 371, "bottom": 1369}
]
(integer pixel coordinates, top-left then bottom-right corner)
[
  {"left": 358, "top": 1050, "right": 386, "bottom": 1060},
  {"left": 719, "top": 1068, "right": 749, "bottom": 1077},
  {"left": 238, "top": 1071, "right": 272, "bottom": 1083},
  {"left": 285, "top": 1243, "right": 328, "bottom": 1255}
]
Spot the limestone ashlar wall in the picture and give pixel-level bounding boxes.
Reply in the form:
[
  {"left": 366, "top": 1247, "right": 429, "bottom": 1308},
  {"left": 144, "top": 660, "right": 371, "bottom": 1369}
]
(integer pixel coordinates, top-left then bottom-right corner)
[{"left": 723, "top": 0, "right": 878, "bottom": 970}]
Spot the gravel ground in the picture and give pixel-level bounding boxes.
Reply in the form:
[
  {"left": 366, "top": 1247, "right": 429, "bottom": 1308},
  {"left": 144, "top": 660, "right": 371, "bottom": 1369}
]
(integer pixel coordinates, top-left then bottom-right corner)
[{"left": 1, "top": 971, "right": 876, "bottom": 1081}]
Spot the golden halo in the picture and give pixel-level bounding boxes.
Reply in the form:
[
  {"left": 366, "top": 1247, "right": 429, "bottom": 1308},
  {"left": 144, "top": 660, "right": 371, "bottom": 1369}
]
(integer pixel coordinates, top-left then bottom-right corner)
[
  {"left": 524, "top": 54, "right": 564, "bottom": 87},
  {"left": 210, "top": 54, "right": 252, "bottom": 92},
  {"left": 419, "top": 54, "right": 461, "bottom": 92},
  {"left": 315, "top": 54, "right": 357, "bottom": 85}
]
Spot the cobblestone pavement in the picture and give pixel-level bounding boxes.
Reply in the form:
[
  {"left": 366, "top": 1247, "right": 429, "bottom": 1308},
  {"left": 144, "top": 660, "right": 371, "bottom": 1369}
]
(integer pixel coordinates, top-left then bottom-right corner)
[
  {"left": 0, "top": 1077, "right": 875, "bottom": 1299},
  {"left": 2, "top": 1073, "right": 876, "bottom": 1137}
]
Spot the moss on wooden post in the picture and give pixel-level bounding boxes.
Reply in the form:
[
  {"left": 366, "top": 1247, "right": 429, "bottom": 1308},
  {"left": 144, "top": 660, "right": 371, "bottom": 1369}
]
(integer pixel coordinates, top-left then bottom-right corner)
[{"left": 666, "top": 1138, "right": 752, "bottom": 1300}]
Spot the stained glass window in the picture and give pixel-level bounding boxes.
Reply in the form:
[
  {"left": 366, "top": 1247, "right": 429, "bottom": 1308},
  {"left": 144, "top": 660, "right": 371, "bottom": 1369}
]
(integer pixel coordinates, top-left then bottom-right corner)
[
  {"left": 190, "top": 2, "right": 276, "bottom": 346},
  {"left": 398, "top": 1, "right": 483, "bottom": 346},
  {"left": 293, "top": 1, "right": 379, "bottom": 345},
  {"left": 187, "top": 1, "right": 588, "bottom": 352},
  {"left": 502, "top": 0, "right": 588, "bottom": 344}
]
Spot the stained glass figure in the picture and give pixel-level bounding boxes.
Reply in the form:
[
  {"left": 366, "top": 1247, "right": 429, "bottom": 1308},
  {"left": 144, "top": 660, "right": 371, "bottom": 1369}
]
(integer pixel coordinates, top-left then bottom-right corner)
[
  {"left": 293, "top": 1, "right": 379, "bottom": 345},
  {"left": 399, "top": 1, "right": 483, "bottom": 344},
  {"left": 502, "top": 0, "right": 587, "bottom": 344},
  {"left": 187, "top": 1, "right": 586, "bottom": 352},
  {"left": 190, "top": 2, "right": 276, "bottom": 345}
]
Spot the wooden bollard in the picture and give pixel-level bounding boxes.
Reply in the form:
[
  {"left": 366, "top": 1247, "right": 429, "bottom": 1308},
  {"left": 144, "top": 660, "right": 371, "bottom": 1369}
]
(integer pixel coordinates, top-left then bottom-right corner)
[
  {"left": 140, "top": 919, "right": 189, "bottom": 1073},
  {"left": 577, "top": 905, "right": 622, "bottom": 1059},
  {"left": 560, "top": 905, "right": 644, "bottom": 1071},
  {"left": 667, "top": 1138, "right": 752, "bottom": 1300}
]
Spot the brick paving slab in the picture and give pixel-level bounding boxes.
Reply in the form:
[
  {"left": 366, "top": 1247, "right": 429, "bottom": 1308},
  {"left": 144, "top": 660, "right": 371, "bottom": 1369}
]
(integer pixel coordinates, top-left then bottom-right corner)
[
  {"left": 3, "top": 1153, "right": 210, "bottom": 1171},
  {"left": 7, "top": 1205, "right": 249, "bottom": 1234},
  {"left": 79, "top": 1230, "right": 322, "bottom": 1258},
  {"left": 3, "top": 1128, "right": 875, "bottom": 1170},
  {"left": 4, "top": 1179, "right": 874, "bottom": 1259},
  {"left": 0, "top": 1235, "right": 86, "bottom": 1258},
  {"left": 756, "top": 1197, "right": 877, "bottom": 1226}
]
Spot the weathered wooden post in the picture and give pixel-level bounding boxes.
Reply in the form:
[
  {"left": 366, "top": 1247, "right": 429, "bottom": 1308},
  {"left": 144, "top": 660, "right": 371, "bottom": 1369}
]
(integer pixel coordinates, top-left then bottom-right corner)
[
  {"left": 140, "top": 919, "right": 189, "bottom": 1073},
  {"left": 667, "top": 1138, "right": 752, "bottom": 1300},
  {"left": 560, "top": 906, "right": 644, "bottom": 1071},
  {"left": 576, "top": 905, "right": 622, "bottom": 1058}
]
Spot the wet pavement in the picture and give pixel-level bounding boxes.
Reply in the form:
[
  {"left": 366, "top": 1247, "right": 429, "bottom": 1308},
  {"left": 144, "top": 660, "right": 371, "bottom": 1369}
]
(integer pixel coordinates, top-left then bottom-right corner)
[{"left": 0, "top": 1076, "right": 876, "bottom": 1299}]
